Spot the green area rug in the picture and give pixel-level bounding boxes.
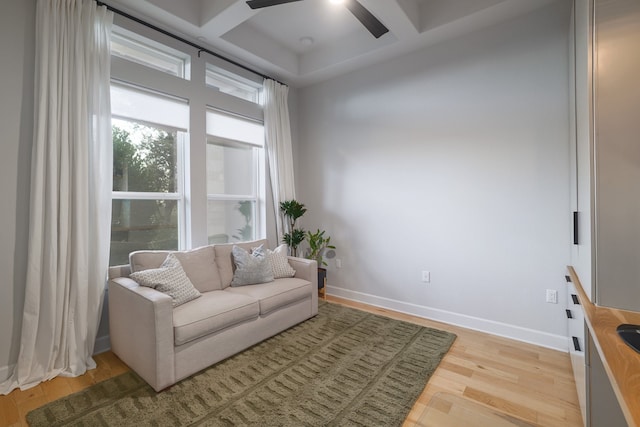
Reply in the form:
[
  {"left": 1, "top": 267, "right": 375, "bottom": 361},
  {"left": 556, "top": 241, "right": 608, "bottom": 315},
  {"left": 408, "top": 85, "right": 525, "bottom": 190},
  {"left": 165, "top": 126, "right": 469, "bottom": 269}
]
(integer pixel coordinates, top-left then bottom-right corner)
[{"left": 27, "top": 302, "right": 456, "bottom": 426}]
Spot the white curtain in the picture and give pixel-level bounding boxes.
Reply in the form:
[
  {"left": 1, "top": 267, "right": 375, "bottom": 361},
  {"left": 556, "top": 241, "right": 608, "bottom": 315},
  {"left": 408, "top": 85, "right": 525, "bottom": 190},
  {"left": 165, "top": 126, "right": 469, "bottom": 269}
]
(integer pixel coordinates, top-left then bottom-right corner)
[
  {"left": 1, "top": 0, "right": 113, "bottom": 394},
  {"left": 263, "top": 79, "right": 296, "bottom": 243}
]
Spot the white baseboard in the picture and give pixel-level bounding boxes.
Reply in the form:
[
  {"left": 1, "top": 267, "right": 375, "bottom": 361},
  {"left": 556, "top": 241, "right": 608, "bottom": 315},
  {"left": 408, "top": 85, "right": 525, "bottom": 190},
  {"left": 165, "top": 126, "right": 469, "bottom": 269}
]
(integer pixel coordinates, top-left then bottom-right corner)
[
  {"left": 93, "top": 335, "right": 111, "bottom": 355},
  {"left": 0, "top": 363, "right": 14, "bottom": 383},
  {"left": 327, "top": 286, "right": 569, "bottom": 352}
]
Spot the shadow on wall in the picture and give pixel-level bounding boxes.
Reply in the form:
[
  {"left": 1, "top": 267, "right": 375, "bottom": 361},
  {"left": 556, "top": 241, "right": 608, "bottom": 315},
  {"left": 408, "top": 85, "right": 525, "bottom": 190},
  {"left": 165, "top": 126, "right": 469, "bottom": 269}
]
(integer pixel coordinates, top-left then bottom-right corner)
[
  {"left": 9, "top": 0, "right": 36, "bottom": 372},
  {"left": 95, "top": 291, "right": 111, "bottom": 354}
]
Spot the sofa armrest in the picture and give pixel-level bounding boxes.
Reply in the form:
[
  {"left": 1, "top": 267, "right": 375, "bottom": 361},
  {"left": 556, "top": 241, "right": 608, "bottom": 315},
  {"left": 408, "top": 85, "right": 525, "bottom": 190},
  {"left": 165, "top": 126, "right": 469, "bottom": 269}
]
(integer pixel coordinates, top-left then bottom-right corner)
[
  {"left": 288, "top": 256, "right": 318, "bottom": 316},
  {"left": 108, "top": 277, "right": 175, "bottom": 391},
  {"left": 108, "top": 264, "right": 131, "bottom": 280}
]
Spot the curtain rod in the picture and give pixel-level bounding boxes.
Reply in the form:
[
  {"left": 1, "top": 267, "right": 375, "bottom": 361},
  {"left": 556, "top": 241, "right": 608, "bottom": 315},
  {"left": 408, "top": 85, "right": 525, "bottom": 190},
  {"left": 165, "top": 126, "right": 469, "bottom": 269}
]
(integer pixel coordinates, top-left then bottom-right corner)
[{"left": 95, "top": 1, "right": 286, "bottom": 86}]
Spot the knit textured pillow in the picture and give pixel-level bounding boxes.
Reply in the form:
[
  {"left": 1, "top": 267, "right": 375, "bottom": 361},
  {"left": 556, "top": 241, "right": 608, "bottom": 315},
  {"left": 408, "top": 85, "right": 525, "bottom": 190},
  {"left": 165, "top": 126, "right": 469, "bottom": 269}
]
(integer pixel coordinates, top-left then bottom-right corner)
[
  {"left": 266, "top": 244, "right": 296, "bottom": 279},
  {"left": 230, "top": 244, "right": 274, "bottom": 287},
  {"left": 130, "top": 253, "right": 201, "bottom": 307}
]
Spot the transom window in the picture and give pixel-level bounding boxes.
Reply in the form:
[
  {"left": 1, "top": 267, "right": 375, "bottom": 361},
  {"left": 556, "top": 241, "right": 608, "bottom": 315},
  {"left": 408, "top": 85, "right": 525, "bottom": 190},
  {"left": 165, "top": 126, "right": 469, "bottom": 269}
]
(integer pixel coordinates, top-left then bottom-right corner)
[
  {"left": 111, "top": 27, "right": 191, "bottom": 79},
  {"left": 206, "top": 64, "right": 262, "bottom": 103}
]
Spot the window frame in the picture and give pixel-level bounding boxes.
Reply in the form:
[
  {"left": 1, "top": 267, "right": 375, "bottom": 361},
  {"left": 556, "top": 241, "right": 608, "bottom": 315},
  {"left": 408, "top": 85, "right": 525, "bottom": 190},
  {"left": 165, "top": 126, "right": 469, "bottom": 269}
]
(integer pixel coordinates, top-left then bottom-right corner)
[
  {"left": 205, "top": 109, "right": 266, "bottom": 242},
  {"left": 110, "top": 110, "right": 188, "bottom": 265},
  {"left": 111, "top": 124, "right": 188, "bottom": 251}
]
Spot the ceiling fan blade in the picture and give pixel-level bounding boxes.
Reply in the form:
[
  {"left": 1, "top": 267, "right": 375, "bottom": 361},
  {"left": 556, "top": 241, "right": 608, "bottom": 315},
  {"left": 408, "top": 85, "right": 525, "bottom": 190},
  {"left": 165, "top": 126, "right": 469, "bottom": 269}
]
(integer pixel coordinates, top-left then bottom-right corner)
[
  {"left": 345, "top": 0, "right": 389, "bottom": 39},
  {"left": 246, "top": 0, "right": 303, "bottom": 9}
]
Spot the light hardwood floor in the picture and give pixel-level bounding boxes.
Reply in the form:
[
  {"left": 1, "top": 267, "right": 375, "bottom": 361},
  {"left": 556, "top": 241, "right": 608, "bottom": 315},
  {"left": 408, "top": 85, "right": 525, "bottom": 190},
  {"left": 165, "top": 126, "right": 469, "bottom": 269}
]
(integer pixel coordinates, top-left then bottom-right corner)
[
  {"left": 0, "top": 296, "right": 582, "bottom": 427},
  {"left": 330, "top": 297, "right": 583, "bottom": 427}
]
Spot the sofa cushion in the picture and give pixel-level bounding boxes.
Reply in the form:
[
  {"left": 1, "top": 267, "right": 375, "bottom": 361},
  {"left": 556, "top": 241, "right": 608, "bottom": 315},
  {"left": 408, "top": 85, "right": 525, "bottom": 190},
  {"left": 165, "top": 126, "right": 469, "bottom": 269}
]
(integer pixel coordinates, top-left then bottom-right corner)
[
  {"left": 130, "top": 246, "right": 222, "bottom": 292},
  {"left": 172, "top": 291, "right": 259, "bottom": 346},
  {"left": 129, "top": 254, "right": 201, "bottom": 308},
  {"left": 129, "top": 251, "right": 167, "bottom": 272},
  {"left": 215, "top": 239, "right": 269, "bottom": 288},
  {"left": 225, "top": 278, "right": 311, "bottom": 315},
  {"left": 230, "top": 245, "right": 274, "bottom": 287}
]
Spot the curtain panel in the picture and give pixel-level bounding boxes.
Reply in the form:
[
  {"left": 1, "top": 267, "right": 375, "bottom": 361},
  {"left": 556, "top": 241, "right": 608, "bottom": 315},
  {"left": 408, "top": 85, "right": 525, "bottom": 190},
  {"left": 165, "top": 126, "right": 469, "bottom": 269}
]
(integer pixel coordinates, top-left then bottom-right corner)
[
  {"left": 263, "top": 79, "right": 296, "bottom": 244},
  {"left": 1, "top": 0, "right": 113, "bottom": 394}
]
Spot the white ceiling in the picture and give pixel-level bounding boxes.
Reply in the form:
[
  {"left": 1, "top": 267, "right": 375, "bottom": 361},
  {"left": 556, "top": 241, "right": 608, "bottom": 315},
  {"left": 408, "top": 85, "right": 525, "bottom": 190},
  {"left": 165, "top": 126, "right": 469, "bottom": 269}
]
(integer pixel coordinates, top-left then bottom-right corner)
[{"left": 101, "top": 0, "right": 561, "bottom": 87}]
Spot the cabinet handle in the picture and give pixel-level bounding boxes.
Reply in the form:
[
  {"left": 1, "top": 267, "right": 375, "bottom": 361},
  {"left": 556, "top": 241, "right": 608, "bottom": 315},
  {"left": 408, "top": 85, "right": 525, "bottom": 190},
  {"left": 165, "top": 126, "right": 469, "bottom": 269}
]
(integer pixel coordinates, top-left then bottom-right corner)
[
  {"left": 572, "top": 336, "right": 582, "bottom": 352},
  {"left": 573, "top": 211, "right": 579, "bottom": 245},
  {"left": 566, "top": 309, "right": 573, "bottom": 319},
  {"left": 571, "top": 294, "right": 580, "bottom": 305}
]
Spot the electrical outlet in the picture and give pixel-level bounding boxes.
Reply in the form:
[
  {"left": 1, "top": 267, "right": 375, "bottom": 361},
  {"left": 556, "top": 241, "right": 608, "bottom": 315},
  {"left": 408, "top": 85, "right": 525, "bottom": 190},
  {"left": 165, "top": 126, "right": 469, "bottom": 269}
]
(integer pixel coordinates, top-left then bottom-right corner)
[
  {"left": 336, "top": 259, "right": 342, "bottom": 269},
  {"left": 546, "top": 289, "right": 558, "bottom": 304},
  {"left": 422, "top": 271, "right": 430, "bottom": 283}
]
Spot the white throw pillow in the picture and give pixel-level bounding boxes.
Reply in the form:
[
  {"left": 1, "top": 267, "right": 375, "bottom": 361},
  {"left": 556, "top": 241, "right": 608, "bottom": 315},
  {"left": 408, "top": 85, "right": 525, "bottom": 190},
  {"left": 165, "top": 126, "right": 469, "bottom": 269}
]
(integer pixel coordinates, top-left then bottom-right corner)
[
  {"left": 266, "top": 244, "right": 296, "bottom": 278},
  {"left": 230, "top": 245, "right": 274, "bottom": 287},
  {"left": 130, "top": 253, "right": 201, "bottom": 307}
]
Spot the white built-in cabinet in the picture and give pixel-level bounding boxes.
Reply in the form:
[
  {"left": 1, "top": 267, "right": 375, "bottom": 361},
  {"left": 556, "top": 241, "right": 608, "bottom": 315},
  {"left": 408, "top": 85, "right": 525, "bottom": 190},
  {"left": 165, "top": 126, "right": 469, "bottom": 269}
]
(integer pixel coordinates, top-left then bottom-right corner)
[
  {"left": 591, "top": 0, "right": 640, "bottom": 311},
  {"left": 569, "top": 0, "right": 640, "bottom": 425}
]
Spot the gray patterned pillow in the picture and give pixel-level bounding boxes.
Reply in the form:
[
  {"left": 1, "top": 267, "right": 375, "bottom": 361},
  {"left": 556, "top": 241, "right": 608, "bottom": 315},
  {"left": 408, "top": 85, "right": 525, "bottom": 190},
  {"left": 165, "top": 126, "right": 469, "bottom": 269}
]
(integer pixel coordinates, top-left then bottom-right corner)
[
  {"left": 130, "top": 253, "right": 201, "bottom": 307},
  {"left": 230, "top": 244, "right": 274, "bottom": 287}
]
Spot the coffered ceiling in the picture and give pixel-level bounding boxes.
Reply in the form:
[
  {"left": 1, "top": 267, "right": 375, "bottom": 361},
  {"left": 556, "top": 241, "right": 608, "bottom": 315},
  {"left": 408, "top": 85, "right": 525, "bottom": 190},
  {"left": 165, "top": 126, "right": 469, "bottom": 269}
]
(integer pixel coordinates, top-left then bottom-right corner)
[{"left": 101, "top": 0, "right": 561, "bottom": 87}]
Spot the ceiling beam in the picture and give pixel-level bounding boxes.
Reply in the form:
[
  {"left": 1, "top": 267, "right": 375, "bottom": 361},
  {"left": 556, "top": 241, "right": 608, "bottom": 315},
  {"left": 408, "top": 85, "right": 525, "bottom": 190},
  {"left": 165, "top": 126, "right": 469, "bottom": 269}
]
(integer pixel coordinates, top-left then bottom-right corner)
[{"left": 199, "top": 0, "right": 259, "bottom": 38}]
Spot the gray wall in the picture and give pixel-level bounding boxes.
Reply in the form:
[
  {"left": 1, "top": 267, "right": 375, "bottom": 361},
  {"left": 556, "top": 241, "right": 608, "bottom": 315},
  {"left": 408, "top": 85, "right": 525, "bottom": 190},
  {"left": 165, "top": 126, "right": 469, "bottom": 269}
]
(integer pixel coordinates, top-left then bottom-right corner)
[
  {"left": 0, "top": 0, "right": 35, "bottom": 380},
  {"left": 297, "top": 1, "right": 573, "bottom": 348}
]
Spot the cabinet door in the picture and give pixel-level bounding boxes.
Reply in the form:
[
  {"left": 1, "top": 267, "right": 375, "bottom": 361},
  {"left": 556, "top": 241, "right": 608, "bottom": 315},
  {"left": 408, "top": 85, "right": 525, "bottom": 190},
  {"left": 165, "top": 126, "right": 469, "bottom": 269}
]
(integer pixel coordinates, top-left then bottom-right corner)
[
  {"left": 593, "top": 0, "right": 640, "bottom": 311},
  {"left": 570, "top": 0, "right": 594, "bottom": 301},
  {"left": 586, "top": 333, "right": 627, "bottom": 426}
]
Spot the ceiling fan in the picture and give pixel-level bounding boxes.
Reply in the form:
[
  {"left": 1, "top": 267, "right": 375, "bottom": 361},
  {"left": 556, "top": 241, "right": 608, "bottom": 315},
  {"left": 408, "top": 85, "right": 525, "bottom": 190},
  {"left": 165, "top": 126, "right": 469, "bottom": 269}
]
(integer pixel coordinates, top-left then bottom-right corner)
[{"left": 246, "top": 0, "right": 389, "bottom": 39}]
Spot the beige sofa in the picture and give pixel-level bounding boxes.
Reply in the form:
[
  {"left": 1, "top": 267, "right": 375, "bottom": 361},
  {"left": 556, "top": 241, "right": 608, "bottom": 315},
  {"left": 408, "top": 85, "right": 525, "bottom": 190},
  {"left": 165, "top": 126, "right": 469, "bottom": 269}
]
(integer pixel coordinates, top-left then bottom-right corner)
[{"left": 107, "top": 239, "right": 318, "bottom": 392}]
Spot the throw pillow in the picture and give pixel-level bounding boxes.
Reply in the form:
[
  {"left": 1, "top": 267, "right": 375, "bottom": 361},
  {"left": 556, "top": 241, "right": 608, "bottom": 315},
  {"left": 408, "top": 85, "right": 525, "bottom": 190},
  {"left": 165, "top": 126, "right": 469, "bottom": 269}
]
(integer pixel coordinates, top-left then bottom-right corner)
[
  {"left": 130, "top": 253, "right": 201, "bottom": 307},
  {"left": 230, "top": 244, "right": 274, "bottom": 287},
  {"left": 264, "top": 244, "right": 296, "bottom": 278}
]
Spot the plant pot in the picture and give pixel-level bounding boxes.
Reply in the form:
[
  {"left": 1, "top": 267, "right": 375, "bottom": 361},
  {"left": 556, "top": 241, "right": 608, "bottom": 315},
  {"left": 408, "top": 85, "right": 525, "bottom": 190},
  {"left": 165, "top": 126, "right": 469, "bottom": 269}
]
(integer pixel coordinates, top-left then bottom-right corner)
[{"left": 317, "top": 267, "right": 327, "bottom": 300}]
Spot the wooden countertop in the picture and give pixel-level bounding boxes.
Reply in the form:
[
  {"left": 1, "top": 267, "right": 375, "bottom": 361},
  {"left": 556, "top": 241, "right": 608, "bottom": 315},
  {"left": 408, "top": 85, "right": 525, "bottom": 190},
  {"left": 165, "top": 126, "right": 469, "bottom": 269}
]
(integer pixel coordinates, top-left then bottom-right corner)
[{"left": 567, "top": 266, "right": 640, "bottom": 427}]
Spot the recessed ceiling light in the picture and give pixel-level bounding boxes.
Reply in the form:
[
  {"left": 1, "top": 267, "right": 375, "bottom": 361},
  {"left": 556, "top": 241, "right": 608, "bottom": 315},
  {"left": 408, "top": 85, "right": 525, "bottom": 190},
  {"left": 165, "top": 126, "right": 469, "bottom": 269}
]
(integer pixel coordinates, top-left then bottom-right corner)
[
  {"left": 329, "top": 0, "right": 345, "bottom": 4},
  {"left": 299, "top": 37, "right": 314, "bottom": 46}
]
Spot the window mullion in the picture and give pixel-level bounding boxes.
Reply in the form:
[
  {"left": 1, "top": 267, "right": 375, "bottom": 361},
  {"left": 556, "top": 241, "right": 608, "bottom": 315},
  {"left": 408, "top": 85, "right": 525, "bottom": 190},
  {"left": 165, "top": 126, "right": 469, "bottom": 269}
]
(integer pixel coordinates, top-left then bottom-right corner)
[
  {"left": 177, "top": 132, "right": 187, "bottom": 250},
  {"left": 207, "top": 194, "right": 257, "bottom": 201},
  {"left": 112, "top": 191, "right": 181, "bottom": 200}
]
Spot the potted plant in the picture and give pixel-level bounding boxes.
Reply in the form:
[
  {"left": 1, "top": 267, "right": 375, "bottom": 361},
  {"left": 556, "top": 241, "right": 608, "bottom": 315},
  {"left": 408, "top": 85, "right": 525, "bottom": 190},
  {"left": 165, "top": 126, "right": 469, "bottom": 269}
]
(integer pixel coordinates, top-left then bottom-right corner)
[
  {"left": 305, "top": 229, "right": 336, "bottom": 298},
  {"left": 305, "top": 229, "right": 335, "bottom": 266},
  {"left": 280, "top": 199, "right": 306, "bottom": 256}
]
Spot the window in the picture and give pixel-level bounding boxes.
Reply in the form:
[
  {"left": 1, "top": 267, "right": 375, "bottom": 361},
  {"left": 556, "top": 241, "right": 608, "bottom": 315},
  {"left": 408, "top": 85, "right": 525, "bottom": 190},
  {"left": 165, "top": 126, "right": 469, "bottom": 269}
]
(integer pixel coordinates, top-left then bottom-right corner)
[
  {"left": 206, "top": 110, "right": 265, "bottom": 244},
  {"left": 111, "top": 27, "right": 191, "bottom": 79},
  {"left": 206, "top": 64, "right": 262, "bottom": 103},
  {"left": 109, "top": 23, "right": 267, "bottom": 266},
  {"left": 110, "top": 84, "right": 188, "bottom": 265}
]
